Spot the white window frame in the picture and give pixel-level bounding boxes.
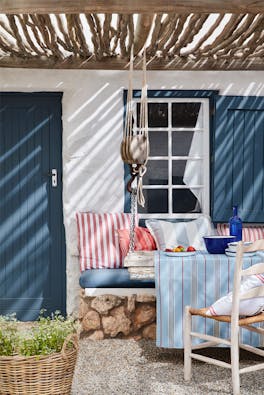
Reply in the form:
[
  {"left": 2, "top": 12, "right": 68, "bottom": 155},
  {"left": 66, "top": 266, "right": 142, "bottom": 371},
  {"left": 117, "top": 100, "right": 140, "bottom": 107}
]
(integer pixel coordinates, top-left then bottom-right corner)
[{"left": 134, "top": 97, "right": 210, "bottom": 219}]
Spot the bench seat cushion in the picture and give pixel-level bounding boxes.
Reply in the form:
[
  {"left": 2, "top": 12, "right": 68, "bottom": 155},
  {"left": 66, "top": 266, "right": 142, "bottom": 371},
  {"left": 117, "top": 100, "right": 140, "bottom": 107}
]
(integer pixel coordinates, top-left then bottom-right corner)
[{"left": 79, "top": 269, "right": 155, "bottom": 289}]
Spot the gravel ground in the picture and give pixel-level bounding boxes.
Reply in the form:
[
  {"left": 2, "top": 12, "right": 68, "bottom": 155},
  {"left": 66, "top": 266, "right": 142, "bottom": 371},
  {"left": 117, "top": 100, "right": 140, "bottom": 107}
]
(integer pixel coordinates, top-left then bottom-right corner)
[{"left": 71, "top": 338, "right": 264, "bottom": 395}]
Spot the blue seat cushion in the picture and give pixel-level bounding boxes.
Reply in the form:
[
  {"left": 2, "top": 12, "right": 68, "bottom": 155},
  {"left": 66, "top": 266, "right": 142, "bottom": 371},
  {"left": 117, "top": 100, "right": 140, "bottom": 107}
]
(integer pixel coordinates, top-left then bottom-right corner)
[{"left": 79, "top": 269, "right": 155, "bottom": 289}]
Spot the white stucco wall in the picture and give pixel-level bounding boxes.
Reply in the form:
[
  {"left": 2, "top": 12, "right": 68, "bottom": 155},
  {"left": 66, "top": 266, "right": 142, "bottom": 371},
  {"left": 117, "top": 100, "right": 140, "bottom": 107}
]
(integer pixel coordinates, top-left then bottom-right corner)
[{"left": 1, "top": 68, "right": 264, "bottom": 315}]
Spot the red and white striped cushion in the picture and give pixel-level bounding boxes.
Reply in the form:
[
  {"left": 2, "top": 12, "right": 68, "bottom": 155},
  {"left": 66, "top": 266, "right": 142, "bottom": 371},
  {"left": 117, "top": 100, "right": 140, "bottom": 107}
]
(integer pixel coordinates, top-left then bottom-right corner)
[
  {"left": 217, "top": 223, "right": 264, "bottom": 242},
  {"left": 117, "top": 227, "right": 157, "bottom": 257},
  {"left": 76, "top": 213, "right": 135, "bottom": 271}
]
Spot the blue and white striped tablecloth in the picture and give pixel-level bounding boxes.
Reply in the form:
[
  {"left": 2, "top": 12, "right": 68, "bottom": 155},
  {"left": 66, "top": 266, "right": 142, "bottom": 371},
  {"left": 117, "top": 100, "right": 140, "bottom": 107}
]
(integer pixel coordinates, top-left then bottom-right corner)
[{"left": 155, "top": 251, "right": 264, "bottom": 349}]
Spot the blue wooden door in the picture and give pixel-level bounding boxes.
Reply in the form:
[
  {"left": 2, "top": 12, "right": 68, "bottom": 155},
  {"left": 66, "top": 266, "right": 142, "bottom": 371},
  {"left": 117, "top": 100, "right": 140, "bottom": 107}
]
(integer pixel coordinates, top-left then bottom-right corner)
[
  {"left": 0, "top": 92, "right": 66, "bottom": 320},
  {"left": 212, "top": 95, "right": 264, "bottom": 222}
]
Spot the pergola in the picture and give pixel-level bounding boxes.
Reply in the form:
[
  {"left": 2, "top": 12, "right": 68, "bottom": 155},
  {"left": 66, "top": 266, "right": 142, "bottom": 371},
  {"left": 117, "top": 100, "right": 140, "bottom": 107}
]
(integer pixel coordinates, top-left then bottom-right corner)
[{"left": 0, "top": 0, "right": 263, "bottom": 70}]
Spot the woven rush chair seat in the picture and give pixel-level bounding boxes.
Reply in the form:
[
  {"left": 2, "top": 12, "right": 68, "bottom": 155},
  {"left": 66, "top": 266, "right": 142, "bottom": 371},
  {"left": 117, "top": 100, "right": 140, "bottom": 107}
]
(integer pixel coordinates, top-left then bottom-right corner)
[{"left": 189, "top": 307, "right": 264, "bottom": 326}]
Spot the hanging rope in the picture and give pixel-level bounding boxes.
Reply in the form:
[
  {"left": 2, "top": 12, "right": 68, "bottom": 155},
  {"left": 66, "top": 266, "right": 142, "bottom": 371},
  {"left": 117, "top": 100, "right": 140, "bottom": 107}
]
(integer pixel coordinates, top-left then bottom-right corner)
[
  {"left": 128, "top": 186, "right": 137, "bottom": 253},
  {"left": 120, "top": 46, "right": 149, "bottom": 207},
  {"left": 137, "top": 48, "right": 148, "bottom": 207}
]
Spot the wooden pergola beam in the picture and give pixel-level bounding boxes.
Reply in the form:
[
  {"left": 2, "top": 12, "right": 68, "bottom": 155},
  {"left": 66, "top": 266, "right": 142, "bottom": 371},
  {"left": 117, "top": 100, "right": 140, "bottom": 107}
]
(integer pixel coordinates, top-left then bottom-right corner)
[
  {"left": 134, "top": 14, "right": 154, "bottom": 55},
  {"left": 2, "top": 0, "right": 264, "bottom": 14},
  {"left": 0, "top": 55, "right": 263, "bottom": 71}
]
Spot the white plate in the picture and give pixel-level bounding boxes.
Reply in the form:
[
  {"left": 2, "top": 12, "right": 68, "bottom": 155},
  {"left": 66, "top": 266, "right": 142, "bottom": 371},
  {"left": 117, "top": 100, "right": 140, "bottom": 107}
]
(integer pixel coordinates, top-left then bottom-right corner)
[
  {"left": 225, "top": 249, "right": 256, "bottom": 257},
  {"left": 165, "top": 251, "right": 196, "bottom": 257},
  {"left": 227, "top": 241, "right": 252, "bottom": 253}
]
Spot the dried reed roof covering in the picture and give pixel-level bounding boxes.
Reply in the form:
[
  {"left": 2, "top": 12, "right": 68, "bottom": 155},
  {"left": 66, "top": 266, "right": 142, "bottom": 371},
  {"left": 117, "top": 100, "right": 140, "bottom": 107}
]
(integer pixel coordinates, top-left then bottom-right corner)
[{"left": 0, "top": 12, "right": 263, "bottom": 70}]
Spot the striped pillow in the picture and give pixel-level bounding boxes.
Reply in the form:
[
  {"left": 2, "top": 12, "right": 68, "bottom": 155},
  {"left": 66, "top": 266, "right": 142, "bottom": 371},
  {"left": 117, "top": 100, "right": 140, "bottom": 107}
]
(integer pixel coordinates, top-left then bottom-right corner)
[
  {"left": 217, "top": 224, "right": 264, "bottom": 242},
  {"left": 117, "top": 227, "right": 157, "bottom": 257},
  {"left": 146, "top": 215, "right": 216, "bottom": 251},
  {"left": 76, "top": 213, "right": 135, "bottom": 271}
]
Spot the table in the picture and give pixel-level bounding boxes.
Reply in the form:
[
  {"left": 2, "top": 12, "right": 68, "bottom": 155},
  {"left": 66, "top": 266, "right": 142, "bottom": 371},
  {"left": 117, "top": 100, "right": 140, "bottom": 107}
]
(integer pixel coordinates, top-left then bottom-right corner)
[
  {"left": 125, "top": 251, "right": 264, "bottom": 347},
  {"left": 155, "top": 251, "right": 264, "bottom": 348}
]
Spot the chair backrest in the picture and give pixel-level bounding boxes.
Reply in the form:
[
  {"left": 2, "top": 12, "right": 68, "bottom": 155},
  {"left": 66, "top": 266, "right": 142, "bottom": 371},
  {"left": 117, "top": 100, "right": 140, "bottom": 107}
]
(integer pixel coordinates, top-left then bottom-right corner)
[{"left": 231, "top": 240, "right": 264, "bottom": 325}]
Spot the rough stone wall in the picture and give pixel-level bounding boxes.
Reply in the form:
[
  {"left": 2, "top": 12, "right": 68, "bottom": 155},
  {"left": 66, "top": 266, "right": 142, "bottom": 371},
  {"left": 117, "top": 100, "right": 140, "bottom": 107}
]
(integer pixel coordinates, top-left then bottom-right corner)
[{"left": 79, "top": 290, "right": 156, "bottom": 340}]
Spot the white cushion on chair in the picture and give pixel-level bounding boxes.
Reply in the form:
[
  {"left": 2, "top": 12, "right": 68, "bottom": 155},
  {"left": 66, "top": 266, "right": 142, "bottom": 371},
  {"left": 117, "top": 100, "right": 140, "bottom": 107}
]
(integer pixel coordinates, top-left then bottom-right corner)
[
  {"left": 207, "top": 274, "right": 264, "bottom": 317},
  {"left": 146, "top": 215, "right": 215, "bottom": 250}
]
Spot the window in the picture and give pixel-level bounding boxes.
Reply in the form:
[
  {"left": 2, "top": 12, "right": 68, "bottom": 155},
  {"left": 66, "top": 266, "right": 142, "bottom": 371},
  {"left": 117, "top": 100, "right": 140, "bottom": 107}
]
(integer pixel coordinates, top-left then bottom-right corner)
[{"left": 133, "top": 95, "right": 210, "bottom": 219}]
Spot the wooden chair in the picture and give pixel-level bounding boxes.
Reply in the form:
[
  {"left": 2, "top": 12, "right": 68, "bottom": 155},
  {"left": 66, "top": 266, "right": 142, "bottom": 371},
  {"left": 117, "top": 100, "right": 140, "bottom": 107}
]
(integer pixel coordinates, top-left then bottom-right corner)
[{"left": 184, "top": 239, "right": 264, "bottom": 395}]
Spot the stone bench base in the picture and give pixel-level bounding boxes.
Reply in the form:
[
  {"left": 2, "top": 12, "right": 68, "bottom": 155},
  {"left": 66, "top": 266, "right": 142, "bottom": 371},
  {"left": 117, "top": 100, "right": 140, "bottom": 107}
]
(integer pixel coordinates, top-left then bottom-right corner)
[{"left": 79, "top": 289, "right": 156, "bottom": 340}]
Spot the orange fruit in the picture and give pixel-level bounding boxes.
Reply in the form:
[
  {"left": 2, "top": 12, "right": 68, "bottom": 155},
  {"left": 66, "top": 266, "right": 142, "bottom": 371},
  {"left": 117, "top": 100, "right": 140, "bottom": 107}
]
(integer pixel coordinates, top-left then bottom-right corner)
[{"left": 173, "top": 247, "right": 181, "bottom": 252}]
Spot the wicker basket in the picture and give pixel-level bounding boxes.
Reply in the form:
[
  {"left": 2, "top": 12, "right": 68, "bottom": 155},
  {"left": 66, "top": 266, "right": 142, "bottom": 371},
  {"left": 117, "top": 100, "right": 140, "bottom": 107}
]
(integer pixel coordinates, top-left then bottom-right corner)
[{"left": 0, "top": 333, "right": 78, "bottom": 395}]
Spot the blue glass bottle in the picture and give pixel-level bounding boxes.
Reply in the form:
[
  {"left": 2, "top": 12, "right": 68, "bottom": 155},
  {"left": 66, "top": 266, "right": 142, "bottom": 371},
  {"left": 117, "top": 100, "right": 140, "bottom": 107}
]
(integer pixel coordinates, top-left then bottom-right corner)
[{"left": 229, "top": 205, "right": 242, "bottom": 241}]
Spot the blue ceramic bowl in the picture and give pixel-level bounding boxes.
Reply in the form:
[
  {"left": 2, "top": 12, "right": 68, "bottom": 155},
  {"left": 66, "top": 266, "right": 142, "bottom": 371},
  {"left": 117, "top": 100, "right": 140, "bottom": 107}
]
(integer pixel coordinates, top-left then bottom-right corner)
[{"left": 203, "top": 235, "right": 236, "bottom": 254}]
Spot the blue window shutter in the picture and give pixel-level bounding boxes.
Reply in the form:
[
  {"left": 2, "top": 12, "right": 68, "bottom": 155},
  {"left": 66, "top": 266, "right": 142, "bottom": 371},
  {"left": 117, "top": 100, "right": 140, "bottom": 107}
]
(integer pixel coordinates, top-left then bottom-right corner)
[{"left": 212, "top": 96, "right": 264, "bottom": 223}]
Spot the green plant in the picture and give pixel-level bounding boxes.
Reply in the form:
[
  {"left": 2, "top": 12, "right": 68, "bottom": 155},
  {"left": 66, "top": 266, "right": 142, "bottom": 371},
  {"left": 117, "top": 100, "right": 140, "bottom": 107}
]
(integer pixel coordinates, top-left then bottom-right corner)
[
  {"left": 0, "top": 314, "right": 18, "bottom": 356},
  {"left": 0, "top": 311, "right": 78, "bottom": 357}
]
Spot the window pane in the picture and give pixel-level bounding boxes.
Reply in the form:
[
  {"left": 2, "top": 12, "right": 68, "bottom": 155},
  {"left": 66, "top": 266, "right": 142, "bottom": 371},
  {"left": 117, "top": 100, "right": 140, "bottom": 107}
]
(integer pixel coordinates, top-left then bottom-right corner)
[
  {"left": 137, "top": 103, "right": 168, "bottom": 127},
  {"left": 173, "top": 189, "right": 201, "bottom": 213},
  {"left": 144, "top": 160, "right": 168, "bottom": 185},
  {"left": 149, "top": 131, "right": 168, "bottom": 156},
  {"left": 172, "top": 103, "right": 201, "bottom": 127},
  {"left": 172, "top": 130, "right": 193, "bottom": 156},
  {"left": 172, "top": 160, "right": 202, "bottom": 185},
  {"left": 172, "top": 130, "right": 203, "bottom": 156},
  {"left": 138, "top": 189, "right": 168, "bottom": 213}
]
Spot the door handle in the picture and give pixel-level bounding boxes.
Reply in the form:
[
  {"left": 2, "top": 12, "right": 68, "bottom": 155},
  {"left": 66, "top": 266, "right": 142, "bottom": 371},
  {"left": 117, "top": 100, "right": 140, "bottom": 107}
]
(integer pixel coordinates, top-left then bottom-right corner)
[{"left": 51, "top": 169, "right": 57, "bottom": 187}]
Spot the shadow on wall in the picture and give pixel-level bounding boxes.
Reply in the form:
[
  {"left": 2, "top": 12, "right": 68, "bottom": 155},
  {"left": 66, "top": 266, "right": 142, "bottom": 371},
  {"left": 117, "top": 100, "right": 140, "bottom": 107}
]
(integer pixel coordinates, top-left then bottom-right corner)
[
  {"left": 64, "top": 83, "right": 125, "bottom": 216},
  {"left": 63, "top": 81, "right": 126, "bottom": 315}
]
